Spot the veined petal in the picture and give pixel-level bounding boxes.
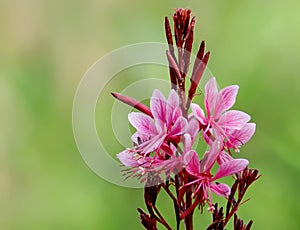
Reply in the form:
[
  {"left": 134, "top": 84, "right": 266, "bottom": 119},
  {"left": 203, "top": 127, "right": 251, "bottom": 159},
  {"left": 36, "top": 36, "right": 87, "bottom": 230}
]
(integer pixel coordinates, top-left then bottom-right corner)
[
  {"left": 191, "top": 103, "right": 207, "bottom": 125},
  {"left": 218, "top": 110, "right": 250, "bottom": 130},
  {"left": 200, "top": 140, "right": 222, "bottom": 173},
  {"left": 169, "top": 116, "right": 188, "bottom": 137},
  {"left": 138, "top": 133, "right": 167, "bottom": 154},
  {"left": 150, "top": 89, "right": 166, "bottom": 122},
  {"left": 211, "top": 121, "right": 227, "bottom": 141},
  {"left": 183, "top": 134, "right": 192, "bottom": 153},
  {"left": 186, "top": 118, "right": 199, "bottom": 143},
  {"left": 128, "top": 112, "right": 154, "bottom": 135},
  {"left": 166, "top": 89, "right": 179, "bottom": 127},
  {"left": 217, "top": 151, "right": 233, "bottom": 164},
  {"left": 214, "top": 85, "right": 239, "bottom": 119},
  {"left": 184, "top": 150, "right": 200, "bottom": 176},
  {"left": 210, "top": 182, "right": 231, "bottom": 197},
  {"left": 213, "top": 159, "right": 248, "bottom": 181},
  {"left": 227, "top": 123, "right": 256, "bottom": 148},
  {"left": 172, "top": 106, "right": 182, "bottom": 122},
  {"left": 154, "top": 119, "right": 165, "bottom": 134},
  {"left": 117, "top": 150, "right": 140, "bottom": 167},
  {"left": 154, "top": 155, "right": 183, "bottom": 176},
  {"left": 205, "top": 77, "right": 218, "bottom": 115}
]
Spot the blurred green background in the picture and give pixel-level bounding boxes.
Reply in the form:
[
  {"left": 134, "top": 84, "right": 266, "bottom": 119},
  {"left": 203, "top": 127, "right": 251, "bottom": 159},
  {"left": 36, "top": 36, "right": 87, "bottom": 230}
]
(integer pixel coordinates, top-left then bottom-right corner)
[{"left": 1, "top": 0, "right": 300, "bottom": 229}]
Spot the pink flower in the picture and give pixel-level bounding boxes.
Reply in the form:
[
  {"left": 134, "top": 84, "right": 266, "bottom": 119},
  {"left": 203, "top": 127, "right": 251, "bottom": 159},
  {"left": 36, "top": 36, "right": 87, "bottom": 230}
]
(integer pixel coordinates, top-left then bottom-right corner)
[
  {"left": 184, "top": 140, "right": 248, "bottom": 210},
  {"left": 203, "top": 122, "right": 255, "bottom": 164},
  {"left": 217, "top": 151, "right": 234, "bottom": 165},
  {"left": 130, "top": 89, "right": 187, "bottom": 154},
  {"left": 117, "top": 89, "right": 187, "bottom": 167},
  {"left": 217, "top": 123, "right": 256, "bottom": 164},
  {"left": 191, "top": 77, "right": 252, "bottom": 147},
  {"left": 225, "top": 123, "right": 256, "bottom": 151},
  {"left": 117, "top": 149, "right": 148, "bottom": 167},
  {"left": 118, "top": 144, "right": 185, "bottom": 183}
]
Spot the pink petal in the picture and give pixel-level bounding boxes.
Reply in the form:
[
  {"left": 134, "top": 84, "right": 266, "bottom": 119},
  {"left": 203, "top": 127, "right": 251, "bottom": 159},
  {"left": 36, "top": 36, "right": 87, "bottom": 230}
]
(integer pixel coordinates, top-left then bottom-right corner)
[
  {"left": 210, "top": 182, "right": 231, "bottom": 197},
  {"left": 138, "top": 133, "right": 167, "bottom": 154},
  {"left": 210, "top": 121, "right": 226, "bottom": 140},
  {"left": 183, "top": 150, "right": 200, "bottom": 176},
  {"left": 154, "top": 156, "right": 183, "bottom": 176},
  {"left": 217, "top": 151, "right": 233, "bottom": 164},
  {"left": 117, "top": 150, "right": 140, "bottom": 167},
  {"left": 218, "top": 110, "right": 250, "bottom": 130},
  {"left": 227, "top": 123, "right": 256, "bottom": 148},
  {"left": 183, "top": 134, "right": 192, "bottom": 153},
  {"left": 150, "top": 89, "right": 166, "bottom": 122},
  {"left": 214, "top": 85, "right": 239, "bottom": 119},
  {"left": 172, "top": 106, "right": 182, "bottom": 122},
  {"left": 167, "top": 89, "right": 179, "bottom": 107},
  {"left": 128, "top": 112, "right": 155, "bottom": 136},
  {"left": 186, "top": 118, "right": 199, "bottom": 143},
  {"left": 168, "top": 116, "right": 188, "bottom": 137},
  {"left": 153, "top": 119, "right": 165, "bottom": 134},
  {"left": 191, "top": 103, "right": 207, "bottom": 125},
  {"left": 200, "top": 140, "right": 222, "bottom": 173},
  {"left": 166, "top": 89, "right": 179, "bottom": 126},
  {"left": 213, "top": 159, "right": 248, "bottom": 181},
  {"left": 204, "top": 77, "right": 218, "bottom": 116}
]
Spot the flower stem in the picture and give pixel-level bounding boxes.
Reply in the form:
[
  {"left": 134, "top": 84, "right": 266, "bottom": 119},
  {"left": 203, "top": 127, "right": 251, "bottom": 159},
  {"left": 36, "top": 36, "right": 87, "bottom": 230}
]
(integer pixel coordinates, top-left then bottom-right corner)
[
  {"left": 162, "top": 183, "right": 181, "bottom": 230},
  {"left": 185, "top": 176, "right": 194, "bottom": 230}
]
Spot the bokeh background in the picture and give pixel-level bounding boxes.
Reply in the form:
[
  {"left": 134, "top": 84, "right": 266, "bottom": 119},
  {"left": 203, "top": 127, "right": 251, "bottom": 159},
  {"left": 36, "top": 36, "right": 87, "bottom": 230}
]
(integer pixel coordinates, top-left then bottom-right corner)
[{"left": 1, "top": 0, "right": 300, "bottom": 229}]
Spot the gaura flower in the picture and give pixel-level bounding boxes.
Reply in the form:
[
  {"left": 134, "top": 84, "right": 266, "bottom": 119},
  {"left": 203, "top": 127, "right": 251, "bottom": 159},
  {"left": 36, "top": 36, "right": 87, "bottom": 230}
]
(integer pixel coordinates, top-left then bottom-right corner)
[
  {"left": 224, "top": 123, "right": 256, "bottom": 151},
  {"left": 118, "top": 143, "right": 186, "bottom": 183},
  {"left": 131, "top": 89, "right": 187, "bottom": 154},
  {"left": 184, "top": 140, "right": 248, "bottom": 210},
  {"left": 217, "top": 123, "right": 256, "bottom": 164},
  {"left": 191, "top": 77, "right": 253, "bottom": 148},
  {"left": 117, "top": 89, "right": 188, "bottom": 166},
  {"left": 117, "top": 114, "right": 200, "bottom": 181}
]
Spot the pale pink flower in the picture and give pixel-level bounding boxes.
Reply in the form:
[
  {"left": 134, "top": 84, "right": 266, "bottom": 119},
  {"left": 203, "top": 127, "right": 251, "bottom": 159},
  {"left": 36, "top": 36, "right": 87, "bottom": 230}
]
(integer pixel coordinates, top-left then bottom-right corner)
[
  {"left": 217, "top": 151, "right": 234, "bottom": 165},
  {"left": 224, "top": 123, "right": 256, "bottom": 150},
  {"left": 117, "top": 149, "right": 148, "bottom": 167},
  {"left": 191, "top": 77, "right": 252, "bottom": 147},
  {"left": 117, "top": 121, "right": 198, "bottom": 180},
  {"left": 217, "top": 123, "right": 256, "bottom": 164},
  {"left": 129, "top": 89, "right": 187, "bottom": 154},
  {"left": 184, "top": 141, "right": 248, "bottom": 210},
  {"left": 185, "top": 117, "right": 200, "bottom": 144},
  {"left": 118, "top": 144, "right": 185, "bottom": 183},
  {"left": 117, "top": 89, "right": 187, "bottom": 168}
]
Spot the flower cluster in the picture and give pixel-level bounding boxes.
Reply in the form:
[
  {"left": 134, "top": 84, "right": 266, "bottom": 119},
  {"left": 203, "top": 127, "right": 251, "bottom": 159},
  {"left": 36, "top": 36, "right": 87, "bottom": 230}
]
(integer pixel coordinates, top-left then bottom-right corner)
[
  {"left": 115, "top": 78, "right": 255, "bottom": 210},
  {"left": 112, "top": 8, "right": 259, "bottom": 230}
]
